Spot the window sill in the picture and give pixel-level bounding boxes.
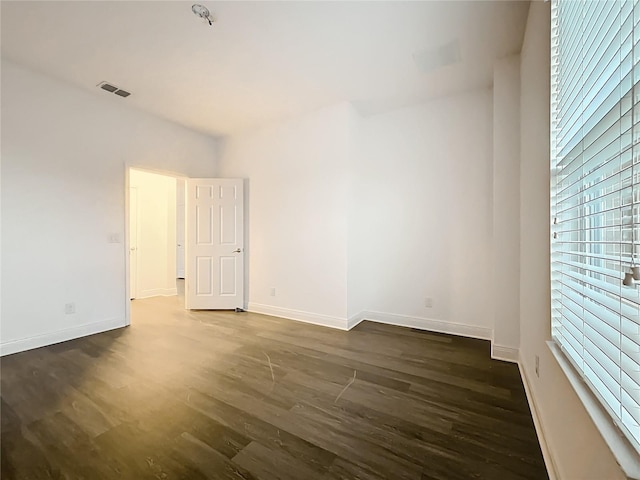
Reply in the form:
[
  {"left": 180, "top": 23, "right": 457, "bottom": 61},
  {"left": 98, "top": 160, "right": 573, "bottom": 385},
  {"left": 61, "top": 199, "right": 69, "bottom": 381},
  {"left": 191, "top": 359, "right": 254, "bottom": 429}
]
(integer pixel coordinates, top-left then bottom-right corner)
[{"left": 547, "top": 341, "right": 640, "bottom": 480}]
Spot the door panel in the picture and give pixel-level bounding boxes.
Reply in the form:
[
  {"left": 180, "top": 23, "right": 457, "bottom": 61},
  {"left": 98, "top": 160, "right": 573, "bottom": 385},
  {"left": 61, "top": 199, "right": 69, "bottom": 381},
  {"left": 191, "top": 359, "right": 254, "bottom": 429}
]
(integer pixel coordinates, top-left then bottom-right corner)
[
  {"left": 196, "top": 205, "right": 214, "bottom": 244},
  {"left": 220, "top": 256, "right": 237, "bottom": 295},
  {"left": 220, "top": 205, "right": 238, "bottom": 244},
  {"left": 186, "top": 178, "right": 244, "bottom": 309},
  {"left": 195, "top": 256, "right": 213, "bottom": 295}
]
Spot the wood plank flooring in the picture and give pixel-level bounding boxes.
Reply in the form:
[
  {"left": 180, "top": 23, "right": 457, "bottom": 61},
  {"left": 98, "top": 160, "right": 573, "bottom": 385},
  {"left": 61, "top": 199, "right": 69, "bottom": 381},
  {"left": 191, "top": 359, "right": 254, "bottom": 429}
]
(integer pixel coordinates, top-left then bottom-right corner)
[{"left": 1, "top": 294, "right": 548, "bottom": 479}]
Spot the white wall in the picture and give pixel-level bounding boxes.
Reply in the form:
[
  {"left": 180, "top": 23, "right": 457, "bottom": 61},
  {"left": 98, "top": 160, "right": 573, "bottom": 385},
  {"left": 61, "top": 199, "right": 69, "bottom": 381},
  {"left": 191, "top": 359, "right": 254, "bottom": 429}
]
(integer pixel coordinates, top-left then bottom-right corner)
[
  {"left": 492, "top": 55, "right": 521, "bottom": 360},
  {"left": 518, "top": 3, "right": 627, "bottom": 479},
  {"left": 218, "top": 92, "right": 495, "bottom": 338},
  {"left": 217, "top": 103, "right": 351, "bottom": 327},
  {"left": 129, "top": 169, "right": 177, "bottom": 299},
  {"left": 351, "top": 90, "right": 494, "bottom": 337},
  {"left": 346, "top": 107, "right": 366, "bottom": 321},
  {"left": 1, "top": 59, "right": 217, "bottom": 355}
]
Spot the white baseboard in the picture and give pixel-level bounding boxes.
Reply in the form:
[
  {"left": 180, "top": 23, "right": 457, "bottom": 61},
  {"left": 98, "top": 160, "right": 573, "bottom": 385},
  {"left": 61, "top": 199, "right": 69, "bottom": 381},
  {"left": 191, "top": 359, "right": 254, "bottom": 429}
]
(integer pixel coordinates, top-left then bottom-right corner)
[
  {"left": 0, "top": 317, "right": 127, "bottom": 356},
  {"left": 519, "top": 359, "right": 558, "bottom": 480},
  {"left": 361, "top": 310, "right": 493, "bottom": 340},
  {"left": 137, "top": 288, "right": 178, "bottom": 299},
  {"left": 347, "top": 311, "right": 367, "bottom": 330},
  {"left": 232, "top": 303, "right": 517, "bottom": 367},
  {"left": 491, "top": 344, "right": 519, "bottom": 363},
  {"left": 247, "top": 303, "right": 348, "bottom": 330},
  {"left": 248, "top": 305, "right": 496, "bottom": 347}
]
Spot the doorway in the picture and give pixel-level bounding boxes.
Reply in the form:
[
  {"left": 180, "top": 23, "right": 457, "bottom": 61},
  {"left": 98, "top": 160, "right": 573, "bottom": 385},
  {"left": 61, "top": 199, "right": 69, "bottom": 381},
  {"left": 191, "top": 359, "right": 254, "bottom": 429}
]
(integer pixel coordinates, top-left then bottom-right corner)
[
  {"left": 128, "top": 168, "right": 184, "bottom": 307},
  {"left": 125, "top": 170, "right": 245, "bottom": 323}
]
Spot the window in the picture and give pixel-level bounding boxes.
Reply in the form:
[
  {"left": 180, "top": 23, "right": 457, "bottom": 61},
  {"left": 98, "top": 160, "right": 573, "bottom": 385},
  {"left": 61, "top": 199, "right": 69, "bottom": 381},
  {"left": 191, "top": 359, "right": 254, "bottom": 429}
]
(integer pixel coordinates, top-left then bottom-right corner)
[{"left": 551, "top": 0, "right": 640, "bottom": 454}]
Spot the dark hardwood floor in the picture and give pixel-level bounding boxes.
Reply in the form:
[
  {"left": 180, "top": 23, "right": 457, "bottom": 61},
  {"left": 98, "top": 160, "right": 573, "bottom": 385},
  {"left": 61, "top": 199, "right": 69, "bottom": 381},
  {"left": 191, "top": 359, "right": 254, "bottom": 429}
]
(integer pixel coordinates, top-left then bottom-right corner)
[{"left": 1, "top": 294, "right": 548, "bottom": 479}]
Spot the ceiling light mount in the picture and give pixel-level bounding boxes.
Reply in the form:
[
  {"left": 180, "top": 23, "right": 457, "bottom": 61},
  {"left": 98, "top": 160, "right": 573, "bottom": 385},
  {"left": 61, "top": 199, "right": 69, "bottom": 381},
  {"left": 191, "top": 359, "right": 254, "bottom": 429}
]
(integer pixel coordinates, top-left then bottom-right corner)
[{"left": 192, "top": 4, "right": 214, "bottom": 26}]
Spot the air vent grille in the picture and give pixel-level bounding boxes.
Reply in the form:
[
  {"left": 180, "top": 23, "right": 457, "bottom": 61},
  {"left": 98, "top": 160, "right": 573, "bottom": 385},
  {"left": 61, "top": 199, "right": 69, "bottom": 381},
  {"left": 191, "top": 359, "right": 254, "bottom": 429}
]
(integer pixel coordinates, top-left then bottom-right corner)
[
  {"left": 100, "top": 83, "right": 118, "bottom": 93},
  {"left": 97, "top": 81, "right": 132, "bottom": 98}
]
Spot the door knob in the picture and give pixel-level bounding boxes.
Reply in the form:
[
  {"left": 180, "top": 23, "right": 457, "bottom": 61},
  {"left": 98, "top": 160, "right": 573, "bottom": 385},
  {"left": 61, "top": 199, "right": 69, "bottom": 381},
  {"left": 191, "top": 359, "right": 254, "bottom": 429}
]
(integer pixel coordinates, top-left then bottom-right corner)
[{"left": 233, "top": 248, "right": 242, "bottom": 253}]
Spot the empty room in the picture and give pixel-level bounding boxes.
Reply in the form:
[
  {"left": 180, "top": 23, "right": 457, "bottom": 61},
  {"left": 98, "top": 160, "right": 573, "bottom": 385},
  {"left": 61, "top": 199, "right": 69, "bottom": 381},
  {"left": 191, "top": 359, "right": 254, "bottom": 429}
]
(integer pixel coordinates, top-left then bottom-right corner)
[{"left": 1, "top": 1, "right": 638, "bottom": 479}]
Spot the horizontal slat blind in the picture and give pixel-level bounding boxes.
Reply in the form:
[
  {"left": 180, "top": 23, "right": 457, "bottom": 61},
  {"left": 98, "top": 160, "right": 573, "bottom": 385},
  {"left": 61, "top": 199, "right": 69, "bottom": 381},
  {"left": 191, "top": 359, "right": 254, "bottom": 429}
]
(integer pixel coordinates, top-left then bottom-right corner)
[{"left": 551, "top": 0, "right": 640, "bottom": 454}]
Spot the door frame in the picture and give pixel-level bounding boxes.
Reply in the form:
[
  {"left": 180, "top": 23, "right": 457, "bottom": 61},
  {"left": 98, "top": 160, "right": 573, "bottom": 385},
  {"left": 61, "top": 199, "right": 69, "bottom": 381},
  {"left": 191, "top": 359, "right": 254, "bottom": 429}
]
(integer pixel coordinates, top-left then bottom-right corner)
[{"left": 123, "top": 165, "right": 188, "bottom": 326}]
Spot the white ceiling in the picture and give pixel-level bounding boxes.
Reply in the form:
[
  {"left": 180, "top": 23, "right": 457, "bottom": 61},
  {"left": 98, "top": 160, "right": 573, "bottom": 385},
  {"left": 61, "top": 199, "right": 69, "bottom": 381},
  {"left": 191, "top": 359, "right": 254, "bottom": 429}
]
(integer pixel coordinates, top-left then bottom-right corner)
[{"left": 1, "top": 1, "right": 530, "bottom": 137}]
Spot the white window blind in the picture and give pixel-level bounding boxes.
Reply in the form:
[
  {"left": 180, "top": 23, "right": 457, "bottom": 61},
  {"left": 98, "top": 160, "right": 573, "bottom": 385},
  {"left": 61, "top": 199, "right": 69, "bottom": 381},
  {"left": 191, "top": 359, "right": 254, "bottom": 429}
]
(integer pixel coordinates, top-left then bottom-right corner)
[{"left": 551, "top": 0, "right": 640, "bottom": 454}]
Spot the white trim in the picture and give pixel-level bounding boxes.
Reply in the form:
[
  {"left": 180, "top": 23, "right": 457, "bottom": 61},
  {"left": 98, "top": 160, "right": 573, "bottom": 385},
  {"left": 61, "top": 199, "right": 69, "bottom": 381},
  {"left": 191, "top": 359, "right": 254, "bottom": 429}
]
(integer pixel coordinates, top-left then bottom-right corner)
[
  {"left": 136, "top": 288, "right": 178, "bottom": 299},
  {"left": 247, "top": 303, "right": 348, "bottom": 330},
  {"left": 248, "top": 305, "right": 495, "bottom": 344},
  {"left": 547, "top": 341, "right": 640, "bottom": 480},
  {"left": 0, "top": 317, "right": 126, "bottom": 356},
  {"left": 347, "top": 311, "right": 367, "bottom": 330},
  {"left": 519, "top": 358, "right": 559, "bottom": 480},
  {"left": 491, "top": 344, "right": 519, "bottom": 363},
  {"left": 362, "top": 310, "right": 493, "bottom": 340}
]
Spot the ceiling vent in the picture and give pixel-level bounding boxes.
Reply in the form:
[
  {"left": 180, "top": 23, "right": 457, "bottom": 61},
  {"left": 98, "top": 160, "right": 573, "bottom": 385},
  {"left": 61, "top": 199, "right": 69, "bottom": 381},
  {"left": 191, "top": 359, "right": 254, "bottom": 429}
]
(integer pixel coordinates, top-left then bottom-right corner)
[
  {"left": 100, "top": 83, "right": 118, "bottom": 93},
  {"left": 413, "top": 39, "right": 461, "bottom": 73},
  {"left": 97, "top": 81, "right": 132, "bottom": 98}
]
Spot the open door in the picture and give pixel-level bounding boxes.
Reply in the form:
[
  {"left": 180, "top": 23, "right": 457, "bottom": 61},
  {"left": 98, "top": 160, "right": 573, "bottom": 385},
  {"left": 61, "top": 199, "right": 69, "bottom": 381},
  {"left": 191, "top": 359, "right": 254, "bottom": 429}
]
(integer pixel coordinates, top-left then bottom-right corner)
[
  {"left": 185, "top": 178, "right": 244, "bottom": 310},
  {"left": 176, "top": 179, "right": 186, "bottom": 279},
  {"left": 129, "top": 186, "right": 138, "bottom": 300}
]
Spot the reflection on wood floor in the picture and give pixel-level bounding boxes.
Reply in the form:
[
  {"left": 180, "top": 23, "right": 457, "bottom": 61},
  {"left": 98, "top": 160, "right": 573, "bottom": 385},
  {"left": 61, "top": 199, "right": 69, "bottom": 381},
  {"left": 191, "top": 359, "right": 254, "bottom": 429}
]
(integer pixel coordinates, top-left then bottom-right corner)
[{"left": 1, "top": 294, "right": 548, "bottom": 479}]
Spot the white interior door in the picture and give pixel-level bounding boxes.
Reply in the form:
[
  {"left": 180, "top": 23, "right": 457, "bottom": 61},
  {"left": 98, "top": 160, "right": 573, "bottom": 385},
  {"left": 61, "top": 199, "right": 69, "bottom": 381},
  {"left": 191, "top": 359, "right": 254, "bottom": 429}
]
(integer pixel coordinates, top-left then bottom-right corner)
[
  {"left": 176, "top": 206, "right": 185, "bottom": 279},
  {"left": 185, "top": 178, "right": 244, "bottom": 310},
  {"left": 176, "top": 180, "right": 186, "bottom": 279},
  {"left": 129, "top": 187, "right": 138, "bottom": 300}
]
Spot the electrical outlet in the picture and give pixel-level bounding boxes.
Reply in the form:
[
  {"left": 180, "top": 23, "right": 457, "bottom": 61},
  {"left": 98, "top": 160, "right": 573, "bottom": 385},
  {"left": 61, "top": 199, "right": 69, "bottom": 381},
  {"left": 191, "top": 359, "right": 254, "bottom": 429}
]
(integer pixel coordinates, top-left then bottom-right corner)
[
  {"left": 425, "top": 297, "right": 433, "bottom": 308},
  {"left": 270, "top": 287, "right": 276, "bottom": 297},
  {"left": 64, "top": 303, "right": 76, "bottom": 315},
  {"left": 535, "top": 355, "right": 540, "bottom": 377}
]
